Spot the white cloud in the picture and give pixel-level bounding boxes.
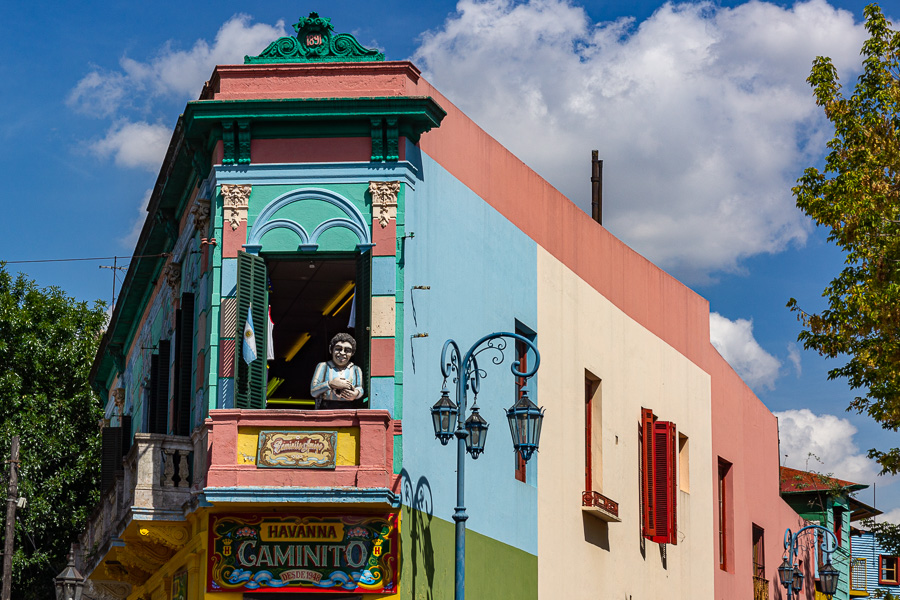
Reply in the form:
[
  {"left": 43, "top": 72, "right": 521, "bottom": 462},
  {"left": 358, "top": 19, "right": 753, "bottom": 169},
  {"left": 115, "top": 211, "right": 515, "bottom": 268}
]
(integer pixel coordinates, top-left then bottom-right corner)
[
  {"left": 776, "top": 408, "right": 883, "bottom": 485},
  {"left": 68, "top": 15, "right": 286, "bottom": 116},
  {"left": 710, "top": 312, "right": 781, "bottom": 389},
  {"left": 119, "top": 188, "right": 153, "bottom": 250},
  {"left": 90, "top": 121, "right": 171, "bottom": 171},
  {"left": 787, "top": 342, "right": 802, "bottom": 376},
  {"left": 878, "top": 508, "right": 900, "bottom": 525},
  {"left": 414, "top": 0, "right": 868, "bottom": 282}
]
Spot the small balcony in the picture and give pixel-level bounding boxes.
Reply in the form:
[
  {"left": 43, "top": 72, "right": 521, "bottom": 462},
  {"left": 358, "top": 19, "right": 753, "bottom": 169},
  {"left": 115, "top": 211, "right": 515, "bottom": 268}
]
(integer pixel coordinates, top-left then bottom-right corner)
[
  {"left": 78, "top": 433, "right": 196, "bottom": 588},
  {"left": 582, "top": 490, "right": 620, "bottom": 522},
  {"left": 203, "top": 408, "right": 400, "bottom": 505}
]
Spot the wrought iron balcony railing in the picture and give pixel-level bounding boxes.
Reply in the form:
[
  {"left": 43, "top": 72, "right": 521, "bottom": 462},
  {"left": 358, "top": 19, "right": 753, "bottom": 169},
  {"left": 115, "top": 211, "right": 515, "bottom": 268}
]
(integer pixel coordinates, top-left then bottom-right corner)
[
  {"left": 753, "top": 575, "right": 770, "bottom": 600},
  {"left": 582, "top": 490, "right": 620, "bottom": 522}
]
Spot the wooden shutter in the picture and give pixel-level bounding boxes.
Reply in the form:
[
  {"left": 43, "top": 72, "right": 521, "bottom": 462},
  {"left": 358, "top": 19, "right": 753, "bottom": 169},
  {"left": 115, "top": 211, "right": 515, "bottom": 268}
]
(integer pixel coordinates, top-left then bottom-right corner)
[
  {"left": 173, "top": 293, "right": 195, "bottom": 435},
  {"left": 235, "top": 252, "right": 268, "bottom": 409},
  {"left": 149, "top": 341, "right": 170, "bottom": 434},
  {"left": 100, "top": 426, "right": 123, "bottom": 492},
  {"left": 120, "top": 415, "right": 132, "bottom": 457},
  {"left": 653, "top": 420, "right": 677, "bottom": 545},
  {"left": 641, "top": 408, "right": 657, "bottom": 539}
]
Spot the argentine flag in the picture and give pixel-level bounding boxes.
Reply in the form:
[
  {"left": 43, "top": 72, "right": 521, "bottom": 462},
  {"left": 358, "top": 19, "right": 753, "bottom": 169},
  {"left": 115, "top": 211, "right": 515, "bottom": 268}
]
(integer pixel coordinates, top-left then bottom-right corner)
[{"left": 242, "top": 303, "right": 258, "bottom": 364}]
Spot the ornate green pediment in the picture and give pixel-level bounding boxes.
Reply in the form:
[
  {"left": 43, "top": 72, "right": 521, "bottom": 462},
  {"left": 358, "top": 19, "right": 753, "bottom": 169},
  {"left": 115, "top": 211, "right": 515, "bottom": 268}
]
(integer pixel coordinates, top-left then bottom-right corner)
[{"left": 245, "top": 12, "right": 385, "bottom": 64}]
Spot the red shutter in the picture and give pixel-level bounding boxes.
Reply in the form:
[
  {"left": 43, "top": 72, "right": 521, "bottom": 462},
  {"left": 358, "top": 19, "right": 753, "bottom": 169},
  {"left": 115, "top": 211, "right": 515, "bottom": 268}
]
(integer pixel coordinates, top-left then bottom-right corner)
[
  {"left": 641, "top": 408, "right": 656, "bottom": 538},
  {"left": 652, "top": 420, "right": 677, "bottom": 545}
]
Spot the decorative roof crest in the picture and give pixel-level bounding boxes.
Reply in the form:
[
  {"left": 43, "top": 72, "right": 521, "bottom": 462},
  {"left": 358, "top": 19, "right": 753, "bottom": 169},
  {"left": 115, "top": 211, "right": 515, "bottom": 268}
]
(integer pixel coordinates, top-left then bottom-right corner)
[{"left": 245, "top": 12, "right": 385, "bottom": 64}]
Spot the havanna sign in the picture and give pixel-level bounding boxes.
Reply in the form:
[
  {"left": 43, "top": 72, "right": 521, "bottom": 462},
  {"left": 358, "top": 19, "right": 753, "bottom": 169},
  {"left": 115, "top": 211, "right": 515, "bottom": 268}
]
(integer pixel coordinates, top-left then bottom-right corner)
[{"left": 208, "top": 513, "right": 398, "bottom": 593}]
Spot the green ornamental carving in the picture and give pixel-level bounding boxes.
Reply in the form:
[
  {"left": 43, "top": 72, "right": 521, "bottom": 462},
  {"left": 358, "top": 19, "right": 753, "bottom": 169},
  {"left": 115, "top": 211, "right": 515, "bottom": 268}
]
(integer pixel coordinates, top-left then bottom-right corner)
[{"left": 245, "top": 12, "right": 385, "bottom": 64}]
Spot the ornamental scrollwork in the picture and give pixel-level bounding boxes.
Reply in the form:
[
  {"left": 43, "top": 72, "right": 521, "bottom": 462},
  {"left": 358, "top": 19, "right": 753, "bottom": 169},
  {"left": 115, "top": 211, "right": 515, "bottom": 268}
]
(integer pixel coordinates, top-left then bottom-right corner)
[{"left": 245, "top": 12, "right": 384, "bottom": 64}]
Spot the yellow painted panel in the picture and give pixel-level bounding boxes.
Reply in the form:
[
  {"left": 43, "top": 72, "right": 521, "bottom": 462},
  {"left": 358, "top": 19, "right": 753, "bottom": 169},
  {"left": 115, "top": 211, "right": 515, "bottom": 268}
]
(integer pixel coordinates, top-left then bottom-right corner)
[
  {"left": 370, "top": 296, "right": 396, "bottom": 337},
  {"left": 236, "top": 427, "right": 359, "bottom": 465}
]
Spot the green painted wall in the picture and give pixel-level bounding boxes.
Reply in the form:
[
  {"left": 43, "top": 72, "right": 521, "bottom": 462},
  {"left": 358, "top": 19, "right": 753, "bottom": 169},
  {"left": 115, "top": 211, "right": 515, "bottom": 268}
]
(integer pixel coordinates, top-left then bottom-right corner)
[{"left": 400, "top": 506, "right": 537, "bottom": 600}]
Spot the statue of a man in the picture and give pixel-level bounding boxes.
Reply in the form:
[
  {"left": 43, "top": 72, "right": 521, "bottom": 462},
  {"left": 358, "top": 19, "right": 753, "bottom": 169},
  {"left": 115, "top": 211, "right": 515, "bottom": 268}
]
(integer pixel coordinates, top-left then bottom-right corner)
[{"left": 310, "top": 333, "right": 364, "bottom": 409}]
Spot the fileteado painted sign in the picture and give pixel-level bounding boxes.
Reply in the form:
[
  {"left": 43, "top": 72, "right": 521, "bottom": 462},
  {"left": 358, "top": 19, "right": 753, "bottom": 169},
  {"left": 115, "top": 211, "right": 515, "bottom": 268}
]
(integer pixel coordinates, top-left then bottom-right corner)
[
  {"left": 256, "top": 430, "right": 337, "bottom": 468},
  {"left": 207, "top": 513, "right": 398, "bottom": 594}
]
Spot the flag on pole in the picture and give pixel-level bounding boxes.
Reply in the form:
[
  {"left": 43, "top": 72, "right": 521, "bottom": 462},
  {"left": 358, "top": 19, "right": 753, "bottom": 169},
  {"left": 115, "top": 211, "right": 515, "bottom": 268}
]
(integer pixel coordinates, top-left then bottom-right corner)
[
  {"left": 243, "top": 303, "right": 258, "bottom": 364},
  {"left": 267, "top": 305, "right": 275, "bottom": 361}
]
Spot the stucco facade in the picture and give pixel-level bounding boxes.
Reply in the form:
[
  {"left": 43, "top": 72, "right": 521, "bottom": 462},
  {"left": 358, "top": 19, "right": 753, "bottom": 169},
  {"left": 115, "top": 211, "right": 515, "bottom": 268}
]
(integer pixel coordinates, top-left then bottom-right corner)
[{"left": 77, "top": 13, "right": 810, "bottom": 600}]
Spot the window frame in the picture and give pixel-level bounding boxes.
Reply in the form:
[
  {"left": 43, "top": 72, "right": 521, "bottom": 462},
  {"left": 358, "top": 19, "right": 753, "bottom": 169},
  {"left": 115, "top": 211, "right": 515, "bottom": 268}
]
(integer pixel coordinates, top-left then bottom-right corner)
[
  {"left": 881, "top": 555, "right": 899, "bottom": 585},
  {"left": 641, "top": 408, "right": 677, "bottom": 545}
]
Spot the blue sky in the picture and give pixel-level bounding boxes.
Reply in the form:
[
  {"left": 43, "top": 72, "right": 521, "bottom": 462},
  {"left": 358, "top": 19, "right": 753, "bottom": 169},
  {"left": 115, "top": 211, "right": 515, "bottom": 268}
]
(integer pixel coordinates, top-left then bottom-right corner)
[{"left": 2, "top": 0, "right": 897, "bottom": 513}]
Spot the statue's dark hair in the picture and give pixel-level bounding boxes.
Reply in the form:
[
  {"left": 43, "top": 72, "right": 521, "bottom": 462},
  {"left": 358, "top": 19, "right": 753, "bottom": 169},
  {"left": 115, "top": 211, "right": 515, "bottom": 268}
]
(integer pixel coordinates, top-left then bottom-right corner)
[{"left": 329, "top": 332, "right": 357, "bottom": 354}]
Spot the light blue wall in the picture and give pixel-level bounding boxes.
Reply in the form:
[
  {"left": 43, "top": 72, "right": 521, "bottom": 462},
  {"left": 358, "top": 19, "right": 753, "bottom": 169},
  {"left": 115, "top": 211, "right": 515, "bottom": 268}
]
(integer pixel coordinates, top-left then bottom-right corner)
[
  {"left": 852, "top": 531, "right": 900, "bottom": 596},
  {"left": 400, "top": 142, "right": 539, "bottom": 555}
]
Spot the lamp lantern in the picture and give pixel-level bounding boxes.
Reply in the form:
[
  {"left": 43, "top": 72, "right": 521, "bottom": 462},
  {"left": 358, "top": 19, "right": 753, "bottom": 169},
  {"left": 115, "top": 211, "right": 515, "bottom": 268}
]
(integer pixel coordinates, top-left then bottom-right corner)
[
  {"left": 431, "top": 389, "right": 458, "bottom": 445},
  {"left": 54, "top": 547, "right": 85, "bottom": 600},
  {"left": 820, "top": 560, "right": 840, "bottom": 596},
  {"left": 778, "top": 557, "right": 794, "bottom": 589},
  {"left": 464, "top": 406, "right": 488, "bottom": 459},
  {"left": 506, "top": 390, "right": 544, "bottom": 462}
]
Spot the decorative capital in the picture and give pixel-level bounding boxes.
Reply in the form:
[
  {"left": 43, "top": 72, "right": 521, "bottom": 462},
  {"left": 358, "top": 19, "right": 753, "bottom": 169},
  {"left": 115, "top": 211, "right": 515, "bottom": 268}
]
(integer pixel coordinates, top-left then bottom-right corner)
[
  {"left": 191, "top": 196, "right": 211, "bottom": 234},
  {"left": 369, "top": 181, "right": 400, "bottom": 228},
  {"left": 221, "top": 184, "right": 251, "bottom": 230},
  {"left": 164, "top": 262, "right": 182, "bottom": 296},
  {"left": 245, "top": 12, "right": 385, "bottom": 64}
]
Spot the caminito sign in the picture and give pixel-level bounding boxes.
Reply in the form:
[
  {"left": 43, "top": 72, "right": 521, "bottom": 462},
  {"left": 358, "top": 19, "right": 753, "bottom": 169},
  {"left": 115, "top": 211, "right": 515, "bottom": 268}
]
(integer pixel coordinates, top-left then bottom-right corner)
[{"left": 208, "top": 513, "right": 398, "bottom": 594}]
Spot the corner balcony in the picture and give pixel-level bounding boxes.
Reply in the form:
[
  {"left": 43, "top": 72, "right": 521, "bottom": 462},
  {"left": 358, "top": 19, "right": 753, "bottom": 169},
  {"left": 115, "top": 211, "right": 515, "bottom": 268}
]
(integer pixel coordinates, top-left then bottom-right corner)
[
  {"left": 78, "top": 433, "right": 195, "bottom": 590},
  {"left": 202, "top": 408, "right": 401, "bottom": 506}
]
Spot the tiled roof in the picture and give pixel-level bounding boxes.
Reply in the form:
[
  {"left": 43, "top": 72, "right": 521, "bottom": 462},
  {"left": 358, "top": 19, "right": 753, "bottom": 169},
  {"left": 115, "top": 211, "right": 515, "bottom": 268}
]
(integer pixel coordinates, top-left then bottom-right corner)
[{"left": 780, "top": 466, "right": 867, "bottom": 494}]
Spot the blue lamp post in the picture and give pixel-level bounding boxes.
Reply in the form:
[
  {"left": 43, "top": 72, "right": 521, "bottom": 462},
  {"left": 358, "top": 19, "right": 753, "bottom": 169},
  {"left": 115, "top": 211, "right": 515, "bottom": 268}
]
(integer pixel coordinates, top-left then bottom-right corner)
[
  {"left": 779, "top": 525, "right": 840, "bottom": 599},
  {"left": 430, "top": 332, "right": 543, "bottom": 600}
]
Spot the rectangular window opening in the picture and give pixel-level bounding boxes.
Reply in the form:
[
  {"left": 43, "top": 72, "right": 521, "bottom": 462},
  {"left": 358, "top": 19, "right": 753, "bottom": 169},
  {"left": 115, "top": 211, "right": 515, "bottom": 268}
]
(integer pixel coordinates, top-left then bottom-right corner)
[
  {"left": 585, "top": 371, "right": 601, "bottom": 492},
  {"left": 718, "top": 458, "right": 733, "bottom": 571},
  {"left": 752, "top": 524, "right": 765, "bottom": 579},
  {"left": 263, "top": 255, "right": 370, "bottom": 409}
]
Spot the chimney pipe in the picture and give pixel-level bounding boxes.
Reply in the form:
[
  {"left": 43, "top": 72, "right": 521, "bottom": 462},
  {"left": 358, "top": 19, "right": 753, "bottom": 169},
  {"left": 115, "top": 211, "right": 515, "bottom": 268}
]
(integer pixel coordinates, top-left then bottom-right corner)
[{"left": 591, "top": 150, "right": 603, "bottom": 225}]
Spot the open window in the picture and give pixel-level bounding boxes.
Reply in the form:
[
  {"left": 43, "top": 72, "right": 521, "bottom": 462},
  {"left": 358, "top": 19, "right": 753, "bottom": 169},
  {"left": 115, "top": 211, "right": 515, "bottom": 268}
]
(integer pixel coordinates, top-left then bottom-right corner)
[{"left": 234, "top": 251, "right": 370, "bottom": 409}]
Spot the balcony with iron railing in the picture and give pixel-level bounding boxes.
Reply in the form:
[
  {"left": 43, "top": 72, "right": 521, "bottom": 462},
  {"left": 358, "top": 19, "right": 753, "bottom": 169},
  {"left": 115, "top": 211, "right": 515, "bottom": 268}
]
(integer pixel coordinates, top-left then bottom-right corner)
[
  {"left": 753, "top": 575, "right": 770, "bottom": 600},
  {"left": 582, "top": 490, "right": 620, "bottom": 522}
]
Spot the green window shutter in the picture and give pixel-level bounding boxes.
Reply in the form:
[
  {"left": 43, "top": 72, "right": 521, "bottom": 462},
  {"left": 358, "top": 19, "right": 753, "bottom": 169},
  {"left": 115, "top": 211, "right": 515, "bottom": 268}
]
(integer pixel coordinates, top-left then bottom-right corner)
[
  {"left": 356, "top": 251, "right": 372, "bottom": 391},
  {"left": 149, "top": 340, "right": 171, "bottom": 434},
  {"left": 173, "top": 293, "right": 195, "bottom": 435},
  {"left": 235, "top": 252, "right": 268, "bottom": 409}
]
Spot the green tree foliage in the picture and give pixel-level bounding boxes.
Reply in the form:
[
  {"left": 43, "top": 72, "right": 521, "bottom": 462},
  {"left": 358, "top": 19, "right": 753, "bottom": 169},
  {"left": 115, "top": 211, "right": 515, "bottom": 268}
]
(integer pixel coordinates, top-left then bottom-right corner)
[
  {"left": 787, "top": 4, "right": 900, "bottom": 474},
  {"left": 0, "top": 265, "right": 106, "bottom": 599}
]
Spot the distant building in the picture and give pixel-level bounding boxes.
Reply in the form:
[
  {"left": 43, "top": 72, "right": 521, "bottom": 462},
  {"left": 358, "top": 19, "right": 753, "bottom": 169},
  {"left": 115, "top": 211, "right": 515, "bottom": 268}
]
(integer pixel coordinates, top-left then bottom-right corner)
[
  {"left": 780, "top": 467, "right": 879, "bottom": 600},
  {"left": 75, "top": 12, "right": 816, "bottom": 600},
  {"left": 850, "top": 529, "right": 899, "bottom": 598}
]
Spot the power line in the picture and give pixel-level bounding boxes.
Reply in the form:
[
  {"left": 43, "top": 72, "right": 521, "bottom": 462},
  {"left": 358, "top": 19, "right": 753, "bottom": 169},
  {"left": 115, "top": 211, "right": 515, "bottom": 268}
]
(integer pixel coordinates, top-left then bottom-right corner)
[{"left": 3, "top": 254, "right": 168, "bottom": 265}]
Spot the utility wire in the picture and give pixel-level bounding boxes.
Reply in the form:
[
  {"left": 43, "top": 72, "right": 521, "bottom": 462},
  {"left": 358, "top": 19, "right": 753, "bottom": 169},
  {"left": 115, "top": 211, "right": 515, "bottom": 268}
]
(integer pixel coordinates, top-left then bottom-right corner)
[{"left": 3, "top": 254, "right": 168, "bottom": 265}]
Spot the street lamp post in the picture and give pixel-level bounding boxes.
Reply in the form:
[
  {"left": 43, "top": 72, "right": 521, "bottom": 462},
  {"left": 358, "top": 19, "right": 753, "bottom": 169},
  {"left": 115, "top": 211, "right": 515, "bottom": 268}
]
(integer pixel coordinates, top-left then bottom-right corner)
[
  {"left": 53, "top": 546, "right": 85, "bottom": 600},
  {"left": 779, "top": 525, "right": 840, "bottom": 599},
  {"left": 430, "top": 332, "right": 543, "bottom": 600}
]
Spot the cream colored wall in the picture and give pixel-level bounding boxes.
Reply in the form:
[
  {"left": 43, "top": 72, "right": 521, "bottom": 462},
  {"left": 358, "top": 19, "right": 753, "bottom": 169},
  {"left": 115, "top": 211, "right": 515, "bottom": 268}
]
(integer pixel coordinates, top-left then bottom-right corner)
[{"left": 537, "top": 247, "right": 715, "bottom": 599}]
